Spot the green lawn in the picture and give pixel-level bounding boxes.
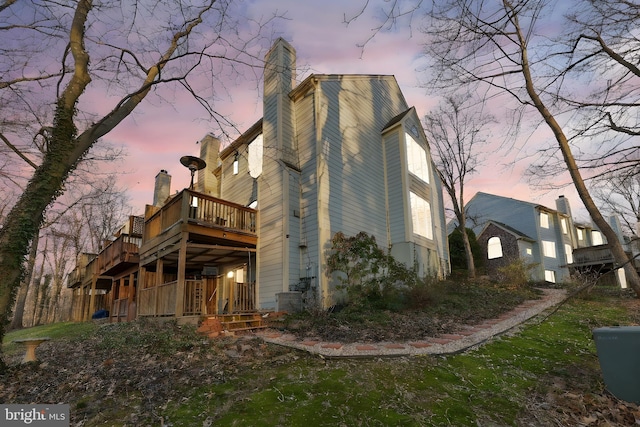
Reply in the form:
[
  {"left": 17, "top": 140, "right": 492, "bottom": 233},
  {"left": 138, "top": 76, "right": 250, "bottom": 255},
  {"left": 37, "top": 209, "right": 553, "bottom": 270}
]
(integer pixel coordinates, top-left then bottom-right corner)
[{"left": 1, "top": 290, "right": 634, "bottom": 426}]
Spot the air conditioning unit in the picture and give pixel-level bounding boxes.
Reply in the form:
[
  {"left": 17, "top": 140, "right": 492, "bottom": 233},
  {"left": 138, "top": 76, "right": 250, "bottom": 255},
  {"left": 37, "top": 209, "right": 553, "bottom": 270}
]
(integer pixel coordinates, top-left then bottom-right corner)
[{"left": 202, "top": 266, "right": 218, "bottom": 276}]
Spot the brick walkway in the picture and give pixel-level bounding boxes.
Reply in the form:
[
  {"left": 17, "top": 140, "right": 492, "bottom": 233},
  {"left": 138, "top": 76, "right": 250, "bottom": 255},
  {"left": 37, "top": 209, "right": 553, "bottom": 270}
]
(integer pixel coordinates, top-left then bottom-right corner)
[{"left": 256, "top": 288, "right": 567, "bottom": 358}]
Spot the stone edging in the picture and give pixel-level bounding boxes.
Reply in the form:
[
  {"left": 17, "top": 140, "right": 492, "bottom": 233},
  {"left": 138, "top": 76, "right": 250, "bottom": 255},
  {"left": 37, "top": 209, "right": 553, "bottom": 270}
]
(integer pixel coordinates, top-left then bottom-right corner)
[{"left": 256, "top": 288, "right": 568, "bottom": 359}]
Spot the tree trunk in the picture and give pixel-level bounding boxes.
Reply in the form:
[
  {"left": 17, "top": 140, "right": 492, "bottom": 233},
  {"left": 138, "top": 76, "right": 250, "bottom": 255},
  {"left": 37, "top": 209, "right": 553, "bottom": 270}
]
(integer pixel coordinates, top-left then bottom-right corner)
[
  {"left": 452, "top": 198, "right": 476, "bottom": 279},
  {"left": 510, "top": 3, "right": 640, "bottom": 295},
  {"left": 461, "top": 226, "right": 476, "bottom": 279},
  {"left": 9, "top": 234, "right": 39, "bottom": 330}
]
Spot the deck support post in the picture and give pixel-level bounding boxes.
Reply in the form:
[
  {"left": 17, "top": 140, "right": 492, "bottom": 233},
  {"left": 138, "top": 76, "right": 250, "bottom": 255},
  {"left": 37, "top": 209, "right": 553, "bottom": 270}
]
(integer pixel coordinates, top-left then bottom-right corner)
[{"left": 175, "top": 234, "right": 188, "bottom": 317}]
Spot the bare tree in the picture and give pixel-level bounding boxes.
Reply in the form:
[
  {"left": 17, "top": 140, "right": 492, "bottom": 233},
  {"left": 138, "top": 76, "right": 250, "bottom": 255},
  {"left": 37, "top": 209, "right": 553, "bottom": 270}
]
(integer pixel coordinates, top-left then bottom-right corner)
[
  {"left": 0, "top": 0, "right": 278, "bottom": 370},
  {"left": 424, "top": 93, "right": 493, "bottom": 278},
  {"left": 347, "top": 0, "right": 640, "bottom": 292},
  {"left": 591, "top": 169, "right": 640, "bottom": 238},
  {"left": 415, "top": 0, "right": 640, "bottom": 294}
]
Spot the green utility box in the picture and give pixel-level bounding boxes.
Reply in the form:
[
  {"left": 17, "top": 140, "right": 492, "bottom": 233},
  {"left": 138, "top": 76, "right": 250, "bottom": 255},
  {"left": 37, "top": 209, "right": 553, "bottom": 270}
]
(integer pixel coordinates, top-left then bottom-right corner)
[{"left": 593, "top": 326, "right": 640, "bottom": 403}]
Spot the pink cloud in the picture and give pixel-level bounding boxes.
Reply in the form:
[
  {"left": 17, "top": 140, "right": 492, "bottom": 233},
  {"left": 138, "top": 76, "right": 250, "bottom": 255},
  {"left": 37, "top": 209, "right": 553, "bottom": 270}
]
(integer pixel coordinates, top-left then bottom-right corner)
[{"left": 96, "top": 1, "right": 587, "bottom": 220}]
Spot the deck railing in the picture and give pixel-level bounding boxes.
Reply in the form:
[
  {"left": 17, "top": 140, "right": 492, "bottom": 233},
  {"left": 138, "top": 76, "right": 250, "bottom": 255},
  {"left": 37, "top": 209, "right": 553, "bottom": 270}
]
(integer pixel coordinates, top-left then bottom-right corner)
[
  {"left": 572, "top": 245, "right": 615, "bottom": 267},
  {"left": 110, "top": 299, "right": 130, "bottom": 321},
  {"left": 183, "top": 279, "right": 204, "bottom": 316},
  {"left": 96, "top": 234, "right": 142, "bottom": 274},
  {"left": 138, "top": 281, "right": 177, "bottom": 316},
  {"left": 144, "top": 189, "right": 257, "bottom": 242},
  {"left": 234, "top": 282, "right": 256, "bottom": 312},
  {"left": 138, "top": 278, "right": 256, "bottom": 317}
]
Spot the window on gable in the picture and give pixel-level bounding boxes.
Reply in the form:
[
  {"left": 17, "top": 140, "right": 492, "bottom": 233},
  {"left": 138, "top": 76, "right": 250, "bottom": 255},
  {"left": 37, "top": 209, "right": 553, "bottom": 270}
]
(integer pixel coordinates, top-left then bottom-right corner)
[
  {"left": 542, "top": 240, "right": 556, "bottom": 258},
  {"left": 405, "top": 133, "right": 430, "bottom": 184},
  {"left": 409, "top": 192, "right": 433, "bottom": 240},
  {"left": 487, "top": 237, "right": 503, "bottom": 259},
  {"left": 540, "top": 212, "right": 549, "bottom": 229}
]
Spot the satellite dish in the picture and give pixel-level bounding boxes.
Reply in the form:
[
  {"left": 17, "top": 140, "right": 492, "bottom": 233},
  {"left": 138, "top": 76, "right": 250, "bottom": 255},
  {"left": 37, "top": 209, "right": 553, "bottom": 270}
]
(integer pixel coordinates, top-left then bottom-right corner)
[{"left": 180, "top": 155, "right": 207, "bottom": 189}]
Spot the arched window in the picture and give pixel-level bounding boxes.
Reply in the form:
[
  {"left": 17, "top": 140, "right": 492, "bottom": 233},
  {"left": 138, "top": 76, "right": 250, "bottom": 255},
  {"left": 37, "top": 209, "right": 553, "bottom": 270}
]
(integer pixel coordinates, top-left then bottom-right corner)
[{"left": 487, "top": 237, "right": 503, "bottom": 259}]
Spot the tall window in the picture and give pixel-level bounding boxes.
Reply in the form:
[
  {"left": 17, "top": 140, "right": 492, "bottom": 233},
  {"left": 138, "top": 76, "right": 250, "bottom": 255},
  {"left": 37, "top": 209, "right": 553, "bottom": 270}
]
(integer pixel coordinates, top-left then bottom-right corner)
[
  {"left": 561, "top": 218, "right": 568, "bottom": 234},
  {"left": 409, "top": 192, "right": 432, "bottom": 240},
  {"left": 542, "top": 240, "right": 556, "bottom": 258},
  {"left": 487, "top": 237, "right": 503, "bottom": 259},
  {"left": 565, "top": 244, "right": 573, "bottom": 264},
  {"left": 248, "top": 134, "right": 263, "bottom": 178},
  {"left": 540, "top": 212, "right": 549, "bottom": 229},
  {"left": 577, "top": 228, "right": 584, "bottom": 241},
  {"left": 405, "top": 133, "right": 430, "bottom": 184},
  {"left": 233, "top": 152, "right": 239, "bottom": 175}
]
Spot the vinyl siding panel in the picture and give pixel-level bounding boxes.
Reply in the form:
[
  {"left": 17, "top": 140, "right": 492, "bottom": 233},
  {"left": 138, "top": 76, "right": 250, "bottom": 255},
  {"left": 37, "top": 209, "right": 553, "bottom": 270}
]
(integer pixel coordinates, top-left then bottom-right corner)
[
  {"left": 287, "top": 171, "right": 302, "bottom": 289},
  {"left": 220, "top": 150, "right": 254, "bottom": 205},
  {"left": 257, "top": 170, "right": 284, "bottom": 310},
  {"left": 384, "top": 129, "right": 407, "bottom": 245},
  {"left": 296, "top": 93, "right": 320, "bottom": 285},
  {"left": 316, "top": 77, "right": 407, "bottom": 245}
]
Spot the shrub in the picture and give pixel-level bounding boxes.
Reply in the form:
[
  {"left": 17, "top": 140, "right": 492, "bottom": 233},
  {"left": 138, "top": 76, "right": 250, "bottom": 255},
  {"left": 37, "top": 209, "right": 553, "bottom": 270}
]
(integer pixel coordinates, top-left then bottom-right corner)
[
  {"left": 327, "top": 231, "right": 433, "bottom": 311},
  {"left": 448, "top": 227, "right": 484, "bottom": 272},
  {"left": 495, "top": 258, "right": 537, "bottom": 289}
]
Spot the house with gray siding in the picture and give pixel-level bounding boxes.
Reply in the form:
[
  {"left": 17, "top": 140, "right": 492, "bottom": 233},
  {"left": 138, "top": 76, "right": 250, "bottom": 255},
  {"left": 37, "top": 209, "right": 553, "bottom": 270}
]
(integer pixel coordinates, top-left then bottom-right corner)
[
  {"left": 73, "top": 38, "right": 450, "bottom": 323},
  {"left": 462, "top": 192, "right": 633, "bottom": 286},
  {"left": 202, "top": 38, "right": 450, "bottom": 311}
]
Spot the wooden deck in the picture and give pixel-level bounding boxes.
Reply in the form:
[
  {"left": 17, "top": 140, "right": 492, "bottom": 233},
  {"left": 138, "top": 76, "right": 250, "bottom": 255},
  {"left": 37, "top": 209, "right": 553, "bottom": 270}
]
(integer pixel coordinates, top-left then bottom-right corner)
[{"left": 137, "top": 189, "right": 258, "bottom": 319}]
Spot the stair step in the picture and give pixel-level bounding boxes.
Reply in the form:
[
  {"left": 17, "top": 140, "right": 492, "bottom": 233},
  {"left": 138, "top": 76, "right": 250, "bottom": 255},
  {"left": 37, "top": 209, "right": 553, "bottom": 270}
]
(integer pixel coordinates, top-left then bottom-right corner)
[
  {"left": 225, "top": 325, "right": 269, "bottom": 332},
  {"left": 198, "top": 312, "right": 266, "bottom": 337},
  {"left": 221, "top": 319, "right": 262, "bottom": 325}
]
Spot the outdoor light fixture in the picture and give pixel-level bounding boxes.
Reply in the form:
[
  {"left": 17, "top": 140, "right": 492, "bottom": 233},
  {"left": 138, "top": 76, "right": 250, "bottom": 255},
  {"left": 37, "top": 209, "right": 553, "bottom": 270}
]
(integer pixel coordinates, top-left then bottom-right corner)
[
  {"left": 180, "top": 155, "right": 207, "bottom": 189},
  {"left": 227, "top": 271, "right": 235, "bottom": 279}
]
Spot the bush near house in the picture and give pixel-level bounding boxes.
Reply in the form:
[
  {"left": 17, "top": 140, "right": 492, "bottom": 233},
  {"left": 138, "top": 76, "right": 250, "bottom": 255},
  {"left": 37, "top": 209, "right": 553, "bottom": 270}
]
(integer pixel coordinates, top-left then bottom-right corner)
[
  {"left": 310, "top": 231, "right": 540, "bottom": 343},
  {"left": 327, "top": 231, "right": 429, "bottom": 311},
  {"left": 495, "top": 258, "right": 539, "bottom": 290}
]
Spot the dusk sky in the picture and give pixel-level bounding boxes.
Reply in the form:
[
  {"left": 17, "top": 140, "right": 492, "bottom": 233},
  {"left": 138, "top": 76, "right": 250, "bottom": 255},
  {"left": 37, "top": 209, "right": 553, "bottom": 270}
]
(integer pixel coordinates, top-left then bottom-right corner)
[{"left": 101, "top": 0, "right": 582, "bottom": 220}]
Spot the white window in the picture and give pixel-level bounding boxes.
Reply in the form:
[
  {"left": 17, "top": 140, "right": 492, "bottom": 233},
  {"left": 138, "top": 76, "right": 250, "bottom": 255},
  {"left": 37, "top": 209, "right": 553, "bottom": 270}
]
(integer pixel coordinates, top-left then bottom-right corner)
[
  {"left": 592, "top": 231, "right": 603, "bottom": 245},
  {"left": 410, "top": 192, "right": 433, "bottom": 240},
  {"left": 540, "top": 212, "right": 549, "bottom": 229},
  {"left": 487, "top": 237, "right": 503, "bottom": 259},
  {"left": 233, "top": 152, "right": 239, "bottom": 175},
  {"left": 526, "top": 247, "right": 532, "bottom": 256},
  {"left": 542, "top": 240, "right": 556, "bottom": 258},
  {"left": 561, "top": 218, "right": 568, "bottom": 234},
  {"left": 405, "top": 133, "right": 430, "bottom": 184},
  {"left": 544, "top": 270, "right": 556, "bottom": 283},
  {"left": 577, "top": 228, "right": 584, "bottom": 241},
  {"left": 235, "top": 268, "right": 244, "bottom": 283},
  {"left": 248, "top": 134, "right": 263, "bottom": 178},
  {"left": 565, "top": 244, "right": 573, "bottom": 264}
]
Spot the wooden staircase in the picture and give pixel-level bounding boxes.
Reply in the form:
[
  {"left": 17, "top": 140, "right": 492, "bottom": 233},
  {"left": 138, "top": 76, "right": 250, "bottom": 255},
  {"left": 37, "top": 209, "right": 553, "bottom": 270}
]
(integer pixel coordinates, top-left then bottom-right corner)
[{"left": 197, "top": 313, "right": 267, "bottom": 338}]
